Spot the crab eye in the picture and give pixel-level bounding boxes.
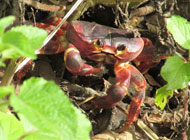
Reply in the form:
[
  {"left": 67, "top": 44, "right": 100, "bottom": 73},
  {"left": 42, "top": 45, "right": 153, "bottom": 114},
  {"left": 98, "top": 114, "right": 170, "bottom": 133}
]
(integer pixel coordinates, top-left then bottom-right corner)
[
  {"left": 117, "top": 44, "right": 126, "bottom": 51},
  {"left": 96, "top": 39, "right": 102, "bottom": 46},
  {"left": 93, "top": 39, "right": 103, "bottom": 48}
]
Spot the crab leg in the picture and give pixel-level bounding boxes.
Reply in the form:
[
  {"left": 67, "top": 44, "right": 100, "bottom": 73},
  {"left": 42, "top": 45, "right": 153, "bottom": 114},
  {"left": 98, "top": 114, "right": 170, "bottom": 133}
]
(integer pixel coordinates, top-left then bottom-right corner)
[
  {"left": 133, "top": 38, "right": 168, "bottom": 74},
  {"left": 92, "top": 63, "right": 131, "bottom": 108},
  {"left": 64, "top": 44, "right": 101, "bottom": 75},
  {"left": 123, "top": 64, "right": 146, "bottom": 129},
  {"left": 92, "top": 62, "right": 146, "bottom": 130}
]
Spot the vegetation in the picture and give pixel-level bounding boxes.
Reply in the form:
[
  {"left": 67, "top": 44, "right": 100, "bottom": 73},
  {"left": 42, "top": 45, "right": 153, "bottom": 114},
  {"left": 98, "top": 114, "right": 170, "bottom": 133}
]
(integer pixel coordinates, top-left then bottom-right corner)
[
  {"left": 0, "top": 16, "right": 91, "bottom": 140},
  {"left": 0, "top": 1, "right": 190, "bottom": 140},
  {"left": 155, "top": 15, "right": 190, "bottom": 110}
]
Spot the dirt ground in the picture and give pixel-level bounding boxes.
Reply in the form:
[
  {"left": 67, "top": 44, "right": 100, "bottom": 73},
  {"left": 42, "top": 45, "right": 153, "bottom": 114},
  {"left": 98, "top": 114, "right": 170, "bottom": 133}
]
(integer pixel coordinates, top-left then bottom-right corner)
[{"left": 1, "top": 0, "right": 190, "bottom": 140}]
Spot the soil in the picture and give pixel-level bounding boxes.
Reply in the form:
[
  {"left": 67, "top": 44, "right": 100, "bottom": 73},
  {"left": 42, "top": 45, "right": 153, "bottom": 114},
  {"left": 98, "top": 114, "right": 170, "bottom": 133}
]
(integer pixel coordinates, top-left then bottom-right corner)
[{"left": 1, "top": 0, "right": 190, "bottom": 140}]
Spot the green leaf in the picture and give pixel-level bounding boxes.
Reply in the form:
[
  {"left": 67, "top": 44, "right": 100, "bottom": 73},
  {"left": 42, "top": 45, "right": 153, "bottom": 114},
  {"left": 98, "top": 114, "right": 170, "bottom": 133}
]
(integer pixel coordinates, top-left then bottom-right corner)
[
  {"left": 161, "top": 56, "right": 190, "bottom": 90},
  {"left": 0, "top": 16, "right": 15, "bottom": 36},
  {"left": 0, "top": 111, "right": 25, "bottom": 140},
  {"left": 10, "top": 77, "right": 91, "bottom": 140},
  {"left": 166, "top": 15, "right": 190, "bottom": 49},
  {"left": 0, "top": 25, "right": 47, "bottom": 62},
  {"left": 2, "top": 25, "right": 47, "bottom": 59},
  {"left": 155, "top": 85, "right": 173, "bottom": 110},
  {"left": 2, "top": 31, "right": 32, "bottom": 58},
  {"left": 0, "top": 61, "right": 5, "bottom": 67},
  {"left": 10, "top": 25, "right": 47, "bottom": 50},
  {"left": 0, "top": 86, "right": 14, "bottom": 98}
]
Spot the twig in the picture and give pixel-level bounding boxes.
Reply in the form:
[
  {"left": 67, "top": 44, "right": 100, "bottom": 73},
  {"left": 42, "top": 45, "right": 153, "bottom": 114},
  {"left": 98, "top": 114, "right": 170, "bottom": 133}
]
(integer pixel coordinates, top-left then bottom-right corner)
[
  {"left": 16, "top": 0, "right": 84, "bottom": 77},
  {"left": 181, "top": 86, "right": 189, "bottom": 140},
  {"left": 36, "top": 0, "right": 84, "bottom": 51},
  {"left": 137, "top": 119, "right": 160, "bottom": 140},
  {"left": 19, "top": 0, "right": 60, "bottom": 12}
]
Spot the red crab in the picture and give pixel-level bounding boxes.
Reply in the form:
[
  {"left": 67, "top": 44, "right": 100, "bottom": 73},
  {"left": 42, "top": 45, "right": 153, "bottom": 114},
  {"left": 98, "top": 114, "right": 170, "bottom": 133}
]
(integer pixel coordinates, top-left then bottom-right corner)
[{"left": 32, "top": 17, "right": 160, "bottom": 131}]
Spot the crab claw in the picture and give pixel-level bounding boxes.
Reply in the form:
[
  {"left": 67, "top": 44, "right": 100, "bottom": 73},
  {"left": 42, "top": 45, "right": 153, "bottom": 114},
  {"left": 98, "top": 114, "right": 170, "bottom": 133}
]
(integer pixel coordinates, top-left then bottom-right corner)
[
  {"left": 92, "top": 62, "right": 146, "bottom": 130},
  {"left": 64, "top": 44, "right": 101, "bottom": 75}
]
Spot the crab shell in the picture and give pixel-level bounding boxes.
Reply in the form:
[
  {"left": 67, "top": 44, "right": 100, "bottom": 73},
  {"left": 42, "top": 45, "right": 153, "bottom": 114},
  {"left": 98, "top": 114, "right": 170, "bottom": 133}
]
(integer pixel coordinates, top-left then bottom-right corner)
[{"left": 66, "top": 21, "right": 144, "bottom": 64}]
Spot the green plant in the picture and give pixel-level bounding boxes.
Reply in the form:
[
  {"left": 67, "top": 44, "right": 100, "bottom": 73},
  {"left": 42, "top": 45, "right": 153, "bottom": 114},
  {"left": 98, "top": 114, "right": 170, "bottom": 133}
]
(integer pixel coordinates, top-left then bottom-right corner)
[
  {"left": 155, "top": 15, "right": 190, "bottom": 110},
  {"left": 0, "top": 16, "right": 91, "bottom": 140}
]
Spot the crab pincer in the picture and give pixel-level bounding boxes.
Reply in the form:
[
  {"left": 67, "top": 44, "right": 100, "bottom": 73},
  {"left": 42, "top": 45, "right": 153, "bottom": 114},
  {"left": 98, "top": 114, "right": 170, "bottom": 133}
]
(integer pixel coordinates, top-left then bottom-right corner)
[{"left": 64, "top": 44, "right": 102, "bottom": 75}]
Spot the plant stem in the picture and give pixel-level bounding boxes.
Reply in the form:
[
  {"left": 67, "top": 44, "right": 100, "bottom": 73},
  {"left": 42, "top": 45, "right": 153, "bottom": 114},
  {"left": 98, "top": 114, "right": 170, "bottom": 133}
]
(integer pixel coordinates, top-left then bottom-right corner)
[
  {"left": 20, "top": 0, "right": 61, "bottom": 12},
  {"left": 0, "top": 59, "right": 21, "bottom": 87},
  {"left": 181, "top": 49, "right": 190, "bottom": 140},
  {"left": 90, "top": 0, "right": 143, "bottom": 5}
]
